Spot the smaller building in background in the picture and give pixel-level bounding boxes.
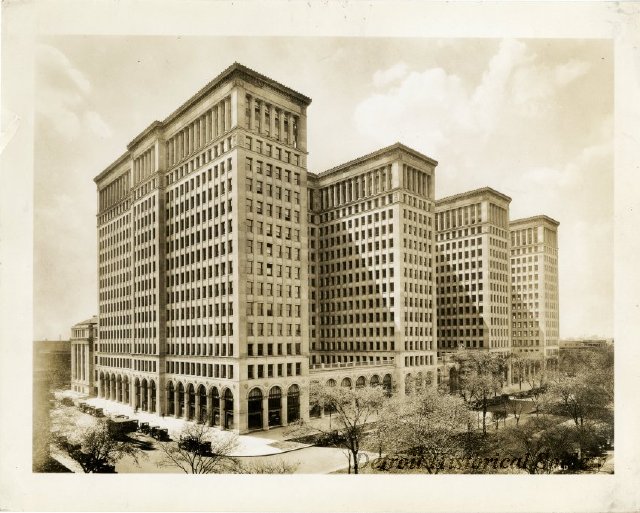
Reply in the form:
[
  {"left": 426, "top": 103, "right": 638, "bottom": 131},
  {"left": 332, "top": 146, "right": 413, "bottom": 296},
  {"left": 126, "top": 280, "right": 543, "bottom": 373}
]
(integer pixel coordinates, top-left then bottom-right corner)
[{"left": 70, "top": 316, "right": 98, "bottom": 395}]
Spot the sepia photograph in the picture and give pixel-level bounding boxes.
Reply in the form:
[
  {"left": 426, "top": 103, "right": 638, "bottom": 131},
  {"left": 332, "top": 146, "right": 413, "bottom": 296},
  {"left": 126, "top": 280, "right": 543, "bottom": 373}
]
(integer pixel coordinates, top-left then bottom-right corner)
[{"left": 2, "top": 1, "right": 639, "bottom": 512}]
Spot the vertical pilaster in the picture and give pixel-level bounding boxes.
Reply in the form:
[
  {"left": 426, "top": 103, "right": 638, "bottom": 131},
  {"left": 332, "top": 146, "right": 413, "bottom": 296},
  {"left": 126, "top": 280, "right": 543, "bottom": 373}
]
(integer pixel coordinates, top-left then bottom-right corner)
[
  {"left": 282, "top": 394, "right": 288, "bottom": 426},
  {"left": 224, "top": 97, "right": 231, "bottom": 132},
  {"left": 279, "top": 109, "right": 285, "bottom": 143},
  {"left": 262, "top": 395, "right": 269, "bottom": 430}
]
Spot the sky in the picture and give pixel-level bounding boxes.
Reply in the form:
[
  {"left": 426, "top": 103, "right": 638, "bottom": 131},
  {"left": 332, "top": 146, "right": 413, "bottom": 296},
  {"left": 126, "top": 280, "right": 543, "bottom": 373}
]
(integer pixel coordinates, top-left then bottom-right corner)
[{"left": 34, "top": 36, "right": 613, "bottom": 340}]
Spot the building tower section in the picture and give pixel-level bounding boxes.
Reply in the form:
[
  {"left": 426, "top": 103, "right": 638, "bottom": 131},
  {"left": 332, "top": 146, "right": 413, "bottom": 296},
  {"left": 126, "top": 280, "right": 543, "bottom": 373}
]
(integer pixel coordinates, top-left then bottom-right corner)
[
  {"left": 509, "top": 216, "right": 560, "bottom": 362},
  {"left": 435, "top": 188, "right": 512, "bottom": 357},
  {"left": 95, "top": 155, "right": 135, "bottom": 407},
  {"left": 95, "top": 63, "right": 312, "bottom": 433},
  {"left": 309, "top": 144, "right": 439, "bottom": 395}
]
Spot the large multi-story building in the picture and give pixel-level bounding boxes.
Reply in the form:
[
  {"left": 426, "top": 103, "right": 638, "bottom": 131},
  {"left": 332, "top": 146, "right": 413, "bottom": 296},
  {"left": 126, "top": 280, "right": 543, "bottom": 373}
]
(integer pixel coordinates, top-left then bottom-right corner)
[
  {"left": 92, "top": 62, "right": 559, "bottom": 432},
  {"left": 93, "top": 63, "right": 441, "bottom": 432},
  {"left": 70, "top": 316, "right": 98, "bottom": 395},
  {"left": 509, "top": 216, "right": 560, "bottom": 365},
  {"left": 435, "top": 188, "right": 512, "bottom": 357}
]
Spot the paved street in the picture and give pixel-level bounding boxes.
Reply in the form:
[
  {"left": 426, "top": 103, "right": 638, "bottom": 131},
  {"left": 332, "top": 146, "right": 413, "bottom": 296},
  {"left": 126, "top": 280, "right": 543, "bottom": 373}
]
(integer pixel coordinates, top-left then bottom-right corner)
[{"left": 114, "top": 434, "right": 373, "bottom": 474}]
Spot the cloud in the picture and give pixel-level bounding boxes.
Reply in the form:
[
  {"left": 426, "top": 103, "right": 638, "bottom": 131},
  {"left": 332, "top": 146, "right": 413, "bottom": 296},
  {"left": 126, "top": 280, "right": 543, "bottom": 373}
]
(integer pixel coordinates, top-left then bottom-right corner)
[
  {"left": 36, "top": 44, "right": 111, "bottom": 140},
  {"left": 354, "top": 39, "right": 595, "bottom": 153},
  {"left": 554, "top": 59, "right": 591, "bottom": 86},
  {"left": 84, "top": 110, "right": 113, "bottom": 138},
  {"left": 354, "top": 66, "right": 469, "bottom": 152},
  {"left": 373, "top": 62, "right": 409, "bottom": 88}
]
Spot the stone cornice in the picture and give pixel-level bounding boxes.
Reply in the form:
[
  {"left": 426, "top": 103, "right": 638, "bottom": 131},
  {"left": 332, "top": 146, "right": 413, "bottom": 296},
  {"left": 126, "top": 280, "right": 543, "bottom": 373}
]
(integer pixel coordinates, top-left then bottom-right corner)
[
  {"left": 95, "top": 63, "right": 312, "bottom": 183},
  {"left": 510, "top": 215, "right": 560, "bottom": 228},
  {"left": 94, "top": 152, "right": 130, "bottom": 184},
  {"left": 313, "top": 142, "right": 438, "bottom": 182},
  {"left": 436, "top": 187, "right": 512, "bottom": 207}
]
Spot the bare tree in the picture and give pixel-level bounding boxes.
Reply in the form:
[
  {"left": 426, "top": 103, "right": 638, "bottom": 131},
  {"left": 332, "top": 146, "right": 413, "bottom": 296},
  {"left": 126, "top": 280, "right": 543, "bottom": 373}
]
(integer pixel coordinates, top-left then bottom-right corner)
[
  {"left": 388, "top": 388, "right": 471, "bottom": 474},
  {"left": 509, "top": 354, "right": 527, "bottom": 390},
  {"left": 453, "top": 351, "right": 506, "bottom": 435},
  {"left": 156, "top": 420, "right": 240, "bottom": 474},
  {"left": 50, "top": 402, "right": 144, "bottom": 473},
  {"left": 497, "top": 416, "right": 577, "bottom": 474},
  {"left": 238, "top": 458, "right": 299, "bottom": 474},
  {"left": 290, "top": 382, "right": 386, "bottom": 474},
  {"left": 505, "top": 396, "right": 525, "bottom": 426},
  {"left": 366, "top": 396, "right": 404, "bottom": 459},
  {"left": 56, "top": 419, "right": 144, "bottom": 473}
]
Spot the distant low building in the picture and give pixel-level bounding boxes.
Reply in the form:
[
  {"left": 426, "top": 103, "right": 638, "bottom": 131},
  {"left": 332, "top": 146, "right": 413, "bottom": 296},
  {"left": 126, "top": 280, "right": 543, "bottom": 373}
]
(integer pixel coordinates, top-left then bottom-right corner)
[
  {"left": 559, "top": 338, "right": 612, "bottom": 351},
  {"left": 33, "top": 339, "right": 71, "bottom": 471},
  {"left": 34, "top": 339, "right": 71, "bottom": 390},
  {"left": 70, "top": 316, "right": 98, "bottom": 395}
]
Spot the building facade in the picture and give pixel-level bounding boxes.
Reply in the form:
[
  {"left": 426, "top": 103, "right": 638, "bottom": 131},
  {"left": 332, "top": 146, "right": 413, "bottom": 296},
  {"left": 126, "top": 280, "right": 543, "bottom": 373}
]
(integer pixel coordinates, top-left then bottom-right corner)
[
  {"left": 510, "top": 216, "right": 560, "bottom": 363},
  {"left": 94, "top": 63, "right": 314, "bottom": 433},
  {"left": 70, "top": 316, "right": 98, "bottom": 394},
  {"left": 435, "top": 188, "right": 512, "bottom": 357},
  {"left": 308, "top": 144, "right": 439, "bottom": 397}
]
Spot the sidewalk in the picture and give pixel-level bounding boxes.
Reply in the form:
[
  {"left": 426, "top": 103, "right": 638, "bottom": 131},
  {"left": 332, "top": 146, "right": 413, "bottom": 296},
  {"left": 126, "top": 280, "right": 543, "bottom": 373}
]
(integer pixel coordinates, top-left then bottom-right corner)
[{"left": 83, "top": 397, "right": 310, "bottom": 457}]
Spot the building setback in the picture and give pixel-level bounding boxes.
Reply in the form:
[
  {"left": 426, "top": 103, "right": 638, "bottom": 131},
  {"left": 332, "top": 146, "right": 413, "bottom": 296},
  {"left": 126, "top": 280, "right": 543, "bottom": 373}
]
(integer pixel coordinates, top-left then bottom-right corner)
[
  {"left": 435, "top": 188, "right": 512, "bottom": 356},
  {"left": 509, "top": 216, "right": 560, "bottom": 361}
]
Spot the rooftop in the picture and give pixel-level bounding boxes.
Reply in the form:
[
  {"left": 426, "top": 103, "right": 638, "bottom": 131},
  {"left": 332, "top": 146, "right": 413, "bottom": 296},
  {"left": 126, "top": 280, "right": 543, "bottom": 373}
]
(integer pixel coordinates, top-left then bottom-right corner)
[
  {"left": 510, "top": 215, "right": 560, "bottom": 227},
  {"left": 436, "top": 186, "right": 512, "bottom": 206},
  {"left": 314, "top": 142, "right": 438, "bottom": 180},
  {"left": 95, "top": 62, "right": 312, "bottom": 183},
  {"left": 72, "top": 315, "right": 98, "bottom": 327}
]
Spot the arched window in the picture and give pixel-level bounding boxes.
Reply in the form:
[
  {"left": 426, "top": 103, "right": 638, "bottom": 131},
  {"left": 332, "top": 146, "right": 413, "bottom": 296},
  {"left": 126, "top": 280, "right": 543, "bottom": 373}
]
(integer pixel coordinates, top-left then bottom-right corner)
[
  {"left": 141, "top": 379, "right": 148, "bottom": 411},
  {"left": 287, "top": 385, "right": 300, "bottom": 423},
  {"left": 116, "top": 375, "right": 122, "bottom": 402},
  {"left": 198, "top": 385, "right": 207, "bottom": 423},
  {"left": 211, "top": 387, "right": 220, "bottom": 426},
  {"left": 327, "top": 379, "right": 336, "bottom": 387},
  {"left": 134, "top": 378, "right": 140, "bottom": 408},
  {"left": 425, "top": 371, "right": 433, "bottom": 386},
  {"left": 223, "top": 389, "right": 234, "bottom": 430},
  {"left": 177, "top": 383, "right": 185, "bottom": 417},
  {"left": 268, "top": 387, "right": 282, "bottom": 427},
  {"left": 356, "top": 376, "right": 366, "bottom": 389},
  {"left": 405, "top": 374, "right": 413, "bottom": 396},
  {"left": 341, "top": 377, "right": 352, "bottom": 388},
  {"left": 383, "top": 374, "right": 392, "bottom": 397},
  {"left": 449, "top": 367, "right": 459, "bottom": 394},
  {"left": 105, "top": 374, "right": 111, "bottom": 400},
  {"left": 167, "top": 382, "right": 175, "bottom": 416},
  {"left": 123, "top": 376, "right": 129, "bottom": 404},
  {"left": 110, "top": 373, "right": 116, "bottom": 400},
  {"left": 187, "top": 384, "right": 196, "bottom": 420},
  {"left": 248, "top": 388, "right": 263, "bottom": 430},
  {"left": 150, "top": 380, "right": 157, "bottom": 412},
  {"left": 370, "top": 375, "right": 380, "bottom": 387}
]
